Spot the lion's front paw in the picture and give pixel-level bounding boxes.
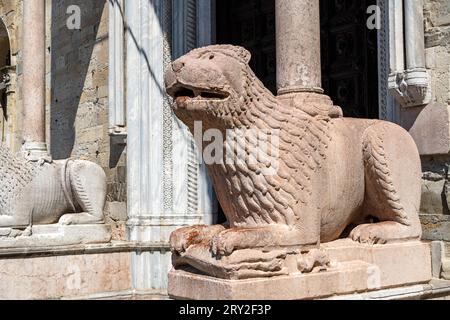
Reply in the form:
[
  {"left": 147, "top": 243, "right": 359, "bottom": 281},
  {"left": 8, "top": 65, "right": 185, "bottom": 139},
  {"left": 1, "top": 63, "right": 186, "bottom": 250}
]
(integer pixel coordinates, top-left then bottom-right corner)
[
  {"left": 350, "top": 224, "right": 388, "bottom": 245},
  {"left": 211, "top": 230, "right": 240, "bottom": 256},
  {"left": 59, "top": 214, "right": 77, "bottom": 225},
  {"left": 59, "top": 213, "right": 103, "bottom": 226},
  {"left": 170, "top": 226, "right": 202, "bottom": 254}
]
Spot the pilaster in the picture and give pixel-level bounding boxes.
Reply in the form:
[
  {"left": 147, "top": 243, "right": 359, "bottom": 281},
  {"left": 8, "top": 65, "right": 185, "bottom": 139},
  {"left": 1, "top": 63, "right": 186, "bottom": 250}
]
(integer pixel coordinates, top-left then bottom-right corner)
[{"left": 125, "top": 0, "right": 216, "bottom": 292}]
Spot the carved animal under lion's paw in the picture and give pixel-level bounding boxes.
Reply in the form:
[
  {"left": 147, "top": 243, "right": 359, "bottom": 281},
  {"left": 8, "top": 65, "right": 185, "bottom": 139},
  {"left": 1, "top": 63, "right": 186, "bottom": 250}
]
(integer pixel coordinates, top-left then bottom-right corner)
[
  {"left": 0, "top": 145, "right": 107, "bottom": 229},
  {"left": 165, "top": 45, "right": 422, "bottom": 276}
]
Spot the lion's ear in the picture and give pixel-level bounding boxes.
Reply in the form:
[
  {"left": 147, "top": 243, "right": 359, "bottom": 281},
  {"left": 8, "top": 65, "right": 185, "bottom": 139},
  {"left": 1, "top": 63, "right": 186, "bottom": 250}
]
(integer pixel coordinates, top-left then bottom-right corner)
[
  {"left": 236, "top": 47, "right": 251, "bottom": 64},
  {"left": 225, "top": 45, "right": 251, "bottom": 64},
  {"left": 207, "top": 44, "right": 252, "bottom": 64}
]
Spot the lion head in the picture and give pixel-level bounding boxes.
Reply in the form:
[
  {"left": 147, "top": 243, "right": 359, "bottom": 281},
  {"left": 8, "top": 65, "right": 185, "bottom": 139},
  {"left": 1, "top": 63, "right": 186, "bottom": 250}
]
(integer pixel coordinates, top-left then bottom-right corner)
[{"left": 165, "top": 45, "right": 268, "bottom": 132}]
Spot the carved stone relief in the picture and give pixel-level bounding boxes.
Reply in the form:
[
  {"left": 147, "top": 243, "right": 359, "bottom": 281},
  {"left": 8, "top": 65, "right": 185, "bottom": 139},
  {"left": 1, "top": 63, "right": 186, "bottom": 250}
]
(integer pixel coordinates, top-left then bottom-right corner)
[
  {"left": 165, "top": 45, "right": 423, "bottom": 280},
  {"left": 0, "top": 145, "right": 110, "bottom": 247}
]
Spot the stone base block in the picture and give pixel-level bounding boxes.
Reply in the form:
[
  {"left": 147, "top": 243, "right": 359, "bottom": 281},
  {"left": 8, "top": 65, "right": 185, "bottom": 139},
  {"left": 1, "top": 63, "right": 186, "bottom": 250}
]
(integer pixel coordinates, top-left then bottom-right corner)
[
  {"left": 168, "top": 240, "right": 432, "bottom": 300},
  {"left": 441, "top": 242, "right": 450, "bottom": 280},
  {"left": 401, "top": 103, "right": 450, "bottom": 155},
  {"left": 0, "top": 243, "right": 131, "bottom": 300},
  {"left": 0, "top": 224, "right": 111, "bottom": 248},
  {"left": 443, "top": 259, "right": 450, "bottom": 280}
]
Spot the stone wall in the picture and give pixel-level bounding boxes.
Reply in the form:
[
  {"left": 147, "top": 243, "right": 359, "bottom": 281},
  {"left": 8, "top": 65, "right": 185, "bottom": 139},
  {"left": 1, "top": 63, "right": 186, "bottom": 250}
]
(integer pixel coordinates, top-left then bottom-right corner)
[
  {"left": 0, "top": 0, "right": 126, "bottom": 239},
  {"left": 420, "top": 155, "right": 450, "bottom": 241},
  {"left": 424, "top": 0, "right": 450, "bottom": 106},
  {"left": 420, "top": 0, "right": 450, "bottom": 243}
]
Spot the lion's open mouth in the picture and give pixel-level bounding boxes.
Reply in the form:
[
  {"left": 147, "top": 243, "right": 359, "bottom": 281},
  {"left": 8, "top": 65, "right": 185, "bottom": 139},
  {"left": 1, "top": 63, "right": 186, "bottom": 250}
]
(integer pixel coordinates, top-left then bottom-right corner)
[{"left": 171, "top": 85, "right": 230, "bottom": 104}]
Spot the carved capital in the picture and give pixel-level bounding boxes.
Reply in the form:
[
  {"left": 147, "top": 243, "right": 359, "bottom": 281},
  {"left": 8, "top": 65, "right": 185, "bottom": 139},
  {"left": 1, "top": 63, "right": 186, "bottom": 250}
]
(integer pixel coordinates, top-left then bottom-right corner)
[
  {"left": 388, "top": 68, "right": 431, "bottom": 108},
  {"left": 0, "top": 71, "right": 8, "bottom": 91},
  {"left": 1, "top": 66, "right": 17, "bottom": 113}
]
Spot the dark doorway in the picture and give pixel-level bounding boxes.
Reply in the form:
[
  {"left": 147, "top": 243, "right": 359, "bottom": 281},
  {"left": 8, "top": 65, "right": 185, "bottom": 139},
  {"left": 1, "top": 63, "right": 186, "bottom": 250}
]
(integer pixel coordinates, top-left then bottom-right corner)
[
  {"left": 215, "top": 0, "right": 379, "bottom": 119},
  {"left": 216, "top": 0, "right": 277, "bottom": 94},
  {"left": 0, "top": 18, "right": 11, "bottom": 145},
  {"left": 320, "top": 0, "right": 379, "bottom": 119}
]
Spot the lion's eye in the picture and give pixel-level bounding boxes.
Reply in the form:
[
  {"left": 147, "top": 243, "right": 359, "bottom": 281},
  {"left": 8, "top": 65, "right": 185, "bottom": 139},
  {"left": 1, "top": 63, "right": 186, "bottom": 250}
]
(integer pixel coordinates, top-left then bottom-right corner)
[{"left": 209, "top": 54, "right": 215, "bottom": 60}]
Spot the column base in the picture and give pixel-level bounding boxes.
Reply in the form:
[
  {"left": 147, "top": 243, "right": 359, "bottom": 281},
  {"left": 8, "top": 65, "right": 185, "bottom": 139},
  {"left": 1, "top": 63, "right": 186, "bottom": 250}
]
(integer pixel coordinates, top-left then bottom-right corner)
[
  {"left": 277, "top": 91, "right": 343, "bottom": 119},
  {"left": 278, "top": 86, "right": 324, "bottom": 95},
  {"left": 22, "top": 141, "right": 51, "bottom": 162}
]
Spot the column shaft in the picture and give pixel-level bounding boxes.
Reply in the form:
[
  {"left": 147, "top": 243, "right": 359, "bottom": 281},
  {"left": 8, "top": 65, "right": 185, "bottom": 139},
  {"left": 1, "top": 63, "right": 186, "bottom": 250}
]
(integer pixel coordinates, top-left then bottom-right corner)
[
  {"left": 404, "top": 0, "right": 425, "bottom": 70},
  {"left": 276, "top": 0, "right": 323, "bottom": 95},
  {"left": 389, "top": 0, "right": 405, "bottom": 73},
  {"left": 22, "top": 0, "right": 47, "bottom": 154}
]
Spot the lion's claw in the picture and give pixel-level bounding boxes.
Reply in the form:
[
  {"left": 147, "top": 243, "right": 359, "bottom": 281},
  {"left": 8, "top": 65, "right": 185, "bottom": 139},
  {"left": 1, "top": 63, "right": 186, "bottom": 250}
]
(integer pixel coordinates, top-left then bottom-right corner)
[{"left": 211, "top": 232, "right": 237, "bottom": 256}]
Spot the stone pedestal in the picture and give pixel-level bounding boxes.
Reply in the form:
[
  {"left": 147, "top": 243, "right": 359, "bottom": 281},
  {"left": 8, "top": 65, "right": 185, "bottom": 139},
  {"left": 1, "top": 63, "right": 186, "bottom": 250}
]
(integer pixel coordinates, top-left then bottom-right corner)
[
  {"left": 168, "top": 240, "right": 432, "bottom": 300},
  {"left": 0, "top": 224, "right": 111, "bottom": 249},
  {"left": 0, "top": 243, "right": 131, "bottom": 300},
  {"left": 0, "top": 242, "right": 172, "bottom": 300}
]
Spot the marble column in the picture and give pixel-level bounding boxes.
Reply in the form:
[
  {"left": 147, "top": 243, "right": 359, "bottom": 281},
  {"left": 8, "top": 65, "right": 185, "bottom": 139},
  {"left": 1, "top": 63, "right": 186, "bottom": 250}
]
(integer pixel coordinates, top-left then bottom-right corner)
[
  {"left": 404, "top": 0, "right": 425, "bottom": 70},
  {"left": 388, "top": 0, "right": 430, "bottom": 108},
  {"left": 403, "top": 0, "right": 430, "bottom": 106},
  {"left": 389, "top": 0, "right": 405, "bottom": 74},
  {"left": 108, "top": 0, "right": 126, "bottom": 137},
  {"left": 22, "top": 0, "right": 48, "bottom": 158},
  {"left": 275, "top": 0, "right": 323, "bottom": 95}
]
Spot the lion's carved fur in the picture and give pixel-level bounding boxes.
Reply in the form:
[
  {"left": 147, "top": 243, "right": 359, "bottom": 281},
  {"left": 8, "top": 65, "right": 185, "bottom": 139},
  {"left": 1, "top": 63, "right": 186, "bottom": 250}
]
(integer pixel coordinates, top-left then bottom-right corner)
[{"left": 210, "top": 74, "right": 333, "bottom": 228}]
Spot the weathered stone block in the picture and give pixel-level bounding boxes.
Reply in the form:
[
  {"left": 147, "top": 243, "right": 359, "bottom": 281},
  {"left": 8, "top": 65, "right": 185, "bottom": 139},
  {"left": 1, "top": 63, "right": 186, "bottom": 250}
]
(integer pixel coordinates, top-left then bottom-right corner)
[
  {"left": 402, "top": 103, "right": 450, "bottom": 156},
  {"left": 431, "top": 241, "right": 445, "bottom": 278},
  {"left": 0, "top": 246, "right": 132, "bottom": 300},
  {"left": 106, "top": 201, "right": 127, "bottom": 222},
  {"left": 420, "top": 214, "right": 450, "bottom": 241},
  {"left": 421, "top": 178, "right": 446, "bottom": 215}
]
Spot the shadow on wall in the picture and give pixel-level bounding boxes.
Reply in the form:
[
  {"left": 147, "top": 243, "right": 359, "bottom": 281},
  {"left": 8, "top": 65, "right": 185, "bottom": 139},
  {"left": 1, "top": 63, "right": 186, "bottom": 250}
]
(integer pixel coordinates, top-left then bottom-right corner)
[{"left": 50, "top": 0, "right": 106, "bottom": 159}]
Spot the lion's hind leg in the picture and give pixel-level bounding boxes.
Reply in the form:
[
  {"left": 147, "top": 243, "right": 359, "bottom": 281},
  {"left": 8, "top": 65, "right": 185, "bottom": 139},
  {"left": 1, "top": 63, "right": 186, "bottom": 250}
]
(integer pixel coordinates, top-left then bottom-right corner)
[
  {"left": 59, "top": 160, "right": 106, "bottom": 225},
  {"left": 351, "top": 122, "right": 422, "bottom": 244}
]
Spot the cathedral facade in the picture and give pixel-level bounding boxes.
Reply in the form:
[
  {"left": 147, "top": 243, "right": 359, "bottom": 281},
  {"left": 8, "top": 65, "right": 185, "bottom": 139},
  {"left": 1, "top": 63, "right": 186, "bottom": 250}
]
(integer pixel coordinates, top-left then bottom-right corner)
[{"left": 0, "top": 0, "right": 449, "bottom": 299}]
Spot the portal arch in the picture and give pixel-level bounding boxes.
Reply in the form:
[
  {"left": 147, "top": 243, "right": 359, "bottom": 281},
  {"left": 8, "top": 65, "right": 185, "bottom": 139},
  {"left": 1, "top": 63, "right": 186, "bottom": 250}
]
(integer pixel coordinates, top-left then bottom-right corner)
[{"left": 0, "top": 16, "right": 15, "bottom": 148}]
